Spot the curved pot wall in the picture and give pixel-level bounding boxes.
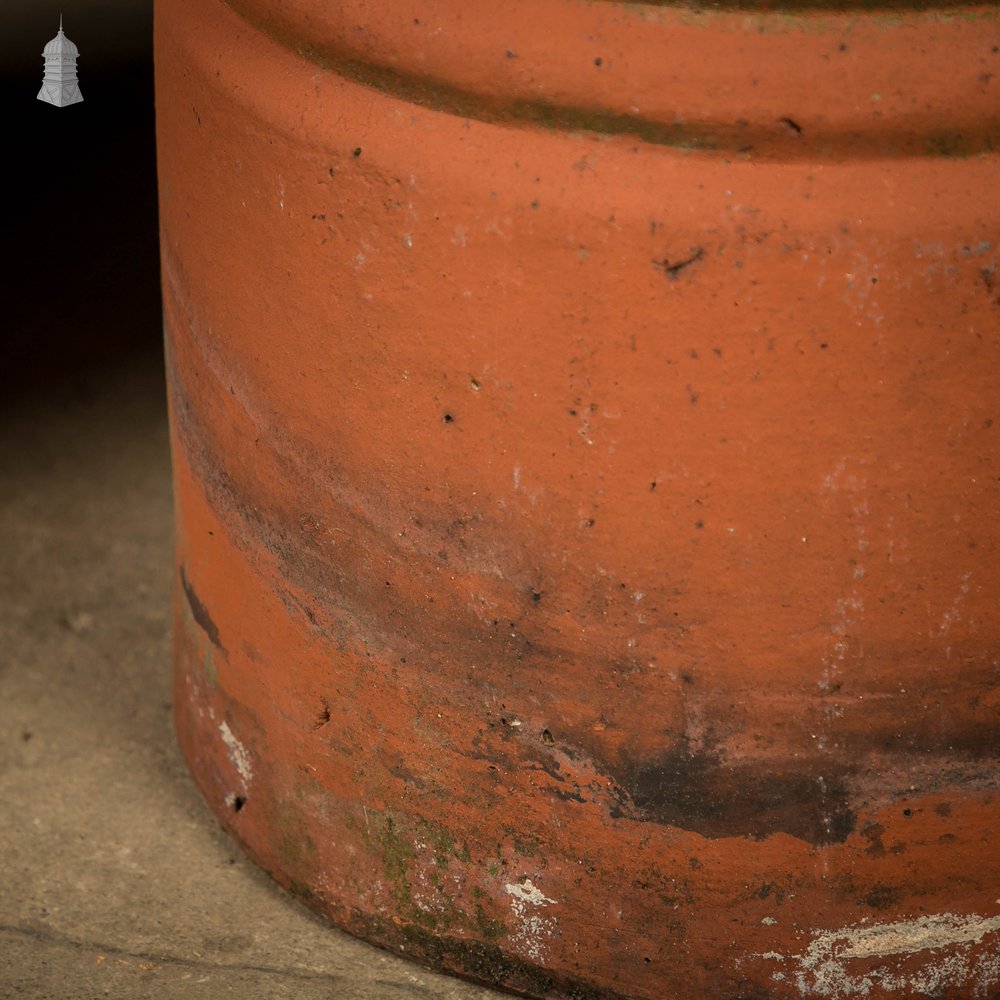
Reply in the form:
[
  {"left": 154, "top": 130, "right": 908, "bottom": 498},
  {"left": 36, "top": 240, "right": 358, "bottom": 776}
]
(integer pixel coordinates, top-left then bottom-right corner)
[{"left": 155, "top": 1, "right": 1000, "bottom": 996}]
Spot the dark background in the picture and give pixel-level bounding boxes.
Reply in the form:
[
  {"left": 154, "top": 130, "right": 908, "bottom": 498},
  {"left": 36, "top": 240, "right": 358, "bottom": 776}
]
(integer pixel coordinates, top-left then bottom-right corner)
[{"left": 2, "top": 1, "right": 160, "bottom": 399}]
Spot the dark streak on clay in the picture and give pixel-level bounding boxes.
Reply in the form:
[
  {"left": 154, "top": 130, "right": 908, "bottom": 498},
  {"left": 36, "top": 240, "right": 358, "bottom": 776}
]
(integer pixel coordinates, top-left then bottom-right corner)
[
  {"left": 314, "top": 702, "right": 332, "bottom": 730},
  {"left": 377, "top": 925, "right": 625, "bottom": 1000},
  {"left": 550, "top": 786, "right": 588, "bottom": 803},
  {"left": 615, "top": 748, "right": 857, "bottom": 845},
  {"left": 164, "top": 309, "right": 998, "bottom": 845},
  {"left": 312, "top": 899, "right": 766, "bottom": 1000},
  {"left": 654, "top": 248, "right": 705, "bottom": 281},
  {"left": 863, "top": 883, "right": 903, "bottom": 909},
  {"left": 180, "top": 564, "right": 224, "bottom": 650}
]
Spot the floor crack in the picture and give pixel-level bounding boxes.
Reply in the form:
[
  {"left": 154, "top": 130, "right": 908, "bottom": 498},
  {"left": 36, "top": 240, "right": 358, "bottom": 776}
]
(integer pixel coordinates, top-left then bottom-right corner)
[{"left": 0, "top": 921, "right": 350, "bottom": 983}]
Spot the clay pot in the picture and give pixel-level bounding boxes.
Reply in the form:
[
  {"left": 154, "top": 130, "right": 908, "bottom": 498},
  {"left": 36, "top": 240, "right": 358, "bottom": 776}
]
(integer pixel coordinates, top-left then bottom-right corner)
[{"left": 155, "top": 0, "right": 1000, "bottom": 996}]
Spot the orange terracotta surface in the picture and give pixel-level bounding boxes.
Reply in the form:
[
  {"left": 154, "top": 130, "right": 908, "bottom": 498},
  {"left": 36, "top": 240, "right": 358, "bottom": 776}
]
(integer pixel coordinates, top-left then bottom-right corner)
[{"left": 155, "top": 0, "right": 1000, "bottom": 996}]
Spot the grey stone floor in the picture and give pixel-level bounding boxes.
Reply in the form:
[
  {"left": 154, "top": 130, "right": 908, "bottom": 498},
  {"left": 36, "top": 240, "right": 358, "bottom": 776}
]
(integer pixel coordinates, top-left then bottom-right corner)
[{"left": 0, "top": 352, "right": 501, "bottom": 1000}]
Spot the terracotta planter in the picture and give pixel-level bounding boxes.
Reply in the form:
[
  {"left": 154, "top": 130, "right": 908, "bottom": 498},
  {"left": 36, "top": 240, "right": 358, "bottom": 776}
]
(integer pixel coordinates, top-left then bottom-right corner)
[{"left": 155, "top": 1, "right": 1000, "bottom": 996}]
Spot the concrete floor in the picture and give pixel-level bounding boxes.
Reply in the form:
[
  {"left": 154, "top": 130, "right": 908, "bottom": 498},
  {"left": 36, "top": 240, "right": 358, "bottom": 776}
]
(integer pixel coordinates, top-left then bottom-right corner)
[{"left": 0, "top": 352, "right": 502, "bottom": 999}]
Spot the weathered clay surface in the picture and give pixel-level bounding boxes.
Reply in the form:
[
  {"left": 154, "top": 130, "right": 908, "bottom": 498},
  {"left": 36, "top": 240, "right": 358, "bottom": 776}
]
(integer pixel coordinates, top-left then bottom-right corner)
[{"left": 156, "top": 0, "right": 1000, "bottom": 996}]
